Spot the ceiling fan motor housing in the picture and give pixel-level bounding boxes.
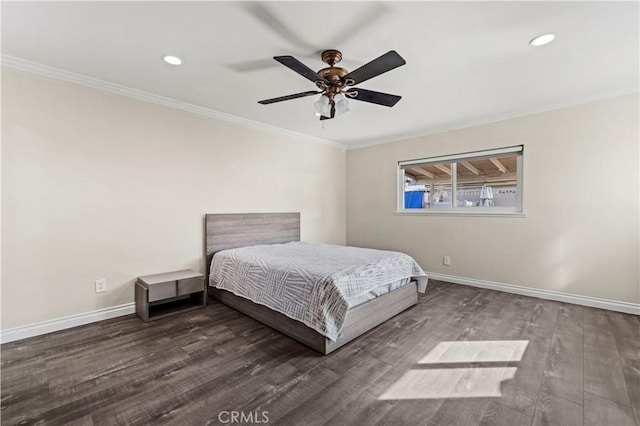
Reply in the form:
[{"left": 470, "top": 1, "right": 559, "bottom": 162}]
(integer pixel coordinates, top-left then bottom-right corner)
[
  {"left": 316, "top": 50, "right": 350, "bottom": 96},
  {"left": 317, "top": 66, "right": 348, "bottom": 81}
]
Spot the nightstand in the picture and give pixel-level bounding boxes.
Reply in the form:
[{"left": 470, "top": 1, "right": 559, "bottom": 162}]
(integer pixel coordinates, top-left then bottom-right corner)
[{"left": 135, "top": 270, "right": 206, "bottom": 322}]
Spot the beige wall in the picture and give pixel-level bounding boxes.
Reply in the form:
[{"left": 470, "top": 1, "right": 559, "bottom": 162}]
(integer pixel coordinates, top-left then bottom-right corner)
[
  {"left": 2, "top": 67, "right": 638, "bottom": 331},
  {"left": 1, "top": 68, "right": 346, "bottom": 329},
  {"left": 347, "top": 93, "right": 639, "bottom": 304}
]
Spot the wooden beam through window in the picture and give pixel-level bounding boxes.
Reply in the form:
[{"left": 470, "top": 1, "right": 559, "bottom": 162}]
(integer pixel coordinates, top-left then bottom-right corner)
[
  {"left": 489, "top": 158, "right": 509, "bottom": 173},
  {"left": 414, "top": 167, "right": 436, "bottom": 179},
  {"left": 434, "top": 164, "right": 452, "bottom": 175},
  {"left": 405, "top": 172, "right": 418, "bottom": 180},
  {"left": 460, "top": 162, "right": 480, "bottom": 175},
  {"left": 414, "top": 171, "right": 517, "bottom": 186}
]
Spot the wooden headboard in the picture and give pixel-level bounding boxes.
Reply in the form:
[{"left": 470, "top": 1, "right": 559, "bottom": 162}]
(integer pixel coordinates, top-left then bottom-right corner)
[{"left": 204, "top": 212, "right": 301, "bottom": 269}]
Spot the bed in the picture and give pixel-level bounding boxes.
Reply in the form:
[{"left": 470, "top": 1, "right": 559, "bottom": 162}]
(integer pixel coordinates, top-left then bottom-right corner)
[{"left": 205, "top": 212, "right": 427, "bottom": 354}]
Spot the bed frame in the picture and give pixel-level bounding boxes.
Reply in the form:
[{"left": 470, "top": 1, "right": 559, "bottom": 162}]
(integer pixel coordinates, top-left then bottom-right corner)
[{"left": 204, "top": 212, "right": 418, "bottom": 355}]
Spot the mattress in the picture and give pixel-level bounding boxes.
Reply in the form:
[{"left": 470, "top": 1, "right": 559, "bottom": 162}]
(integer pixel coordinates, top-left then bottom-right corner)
[
  {"left": 209, "top": 242, "right": 427, "bottom": 341},
  {"left": 346, "top": 277, "right": 411, "bottom": 308}
]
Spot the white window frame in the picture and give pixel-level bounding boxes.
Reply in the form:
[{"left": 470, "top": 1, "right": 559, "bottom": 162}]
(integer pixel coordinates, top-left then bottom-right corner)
[{"left": 396, "top": 146, "right": 525, "bottom": 217}]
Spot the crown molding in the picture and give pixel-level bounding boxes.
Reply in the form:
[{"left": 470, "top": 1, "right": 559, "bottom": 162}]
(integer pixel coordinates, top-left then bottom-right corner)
[
  {"left": 1, "top": 54, "right": 346, "bottom": 150},
  {"left": 3, "top": 54, "right": 636, "bottom": 152},
  {"left": 348, "top": 87, "right": 640, "bottom": 150}
]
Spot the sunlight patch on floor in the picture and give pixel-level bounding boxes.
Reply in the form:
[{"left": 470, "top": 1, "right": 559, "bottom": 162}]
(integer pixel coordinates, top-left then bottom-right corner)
[
  {"left": 379, "top": 367, "right": 517, "bottom": 399},
  {"left": 419, "top": 340, "right": 529, "bottom": 364},
  {"left": 379, "top": 340, "right": 528, "bottom": 400}
]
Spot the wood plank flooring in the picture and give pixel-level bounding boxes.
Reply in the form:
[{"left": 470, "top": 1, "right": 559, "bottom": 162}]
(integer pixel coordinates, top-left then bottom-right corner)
[{"left": 2, "top": 280, "right": 638, "bottom": 426}]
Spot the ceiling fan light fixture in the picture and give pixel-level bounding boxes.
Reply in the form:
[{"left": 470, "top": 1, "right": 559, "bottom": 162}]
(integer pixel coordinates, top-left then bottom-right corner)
[
  {"left": 162, "top": 55, "right": 182, "bottom": 65},
  {"left": 529, "top": 33, "right": 555, "bottom": 47},
  {"left": 314, "top": 94, "right": 332, "bottom": 117},
  {"left": 334, "top": 93, "right": 350, "bottom": 116}
]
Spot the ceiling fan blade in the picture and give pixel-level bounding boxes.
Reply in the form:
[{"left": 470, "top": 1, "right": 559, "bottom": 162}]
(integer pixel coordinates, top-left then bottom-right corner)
[
  {"left": 243, "top": 2, "right": 316, "bottom": 51},
  {"left": 346, "top": 88, "right": 402, "bottom": 107},
  {"left": 341, "top": 50, "right": 406, "bottom": 86},
  {"left": 274, "top": 56, "right": 329, "bottom": 85},
  {"left": 228, "top": 52, "right": 321, "bottom": 73},
  {"left": 324, "top": 3, "right": 387, "bottom": 48},
  {"left": 258, "top": 90, "right": 321, "bottom": 105}
]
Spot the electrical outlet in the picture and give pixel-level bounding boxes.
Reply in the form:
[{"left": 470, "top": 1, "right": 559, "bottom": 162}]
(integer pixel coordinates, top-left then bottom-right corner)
[
  {"left": 95, "top": 279, "right": 107, "bottom": 293},
  {"left": 443, "top": 256, "right": 451, "bottom": 266}
]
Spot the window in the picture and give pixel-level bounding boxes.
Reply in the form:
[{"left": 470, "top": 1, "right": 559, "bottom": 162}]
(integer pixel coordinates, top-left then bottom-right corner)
[{"left": 398, "top": 146, "right": 524, "bottom": 215}]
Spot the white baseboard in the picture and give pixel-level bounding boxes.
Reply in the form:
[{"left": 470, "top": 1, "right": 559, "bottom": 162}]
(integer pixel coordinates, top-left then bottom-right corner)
[
  {"left": 427, "top": 272, "right": 640, "bottom": 315},
  {"left": 3, "top": 274, "right": 637, "bottom": 344},
  {"left": 1, "top": 303, "right": 136, "bottom": 344}
]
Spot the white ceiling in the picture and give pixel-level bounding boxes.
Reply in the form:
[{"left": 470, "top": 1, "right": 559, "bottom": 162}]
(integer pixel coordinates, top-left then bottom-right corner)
[{"left": 2, "top": 1, "right": 638, "bottom": 148}]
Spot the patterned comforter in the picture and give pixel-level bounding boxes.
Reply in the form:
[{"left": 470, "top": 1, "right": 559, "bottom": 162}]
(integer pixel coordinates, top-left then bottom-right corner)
[{"left": 209, "top": 242, "right": 427, "bottom": 341}]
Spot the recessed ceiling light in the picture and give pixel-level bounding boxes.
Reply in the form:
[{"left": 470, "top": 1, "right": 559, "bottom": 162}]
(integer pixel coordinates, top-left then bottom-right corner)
[
  {"left": 162, "top": 55, "right": 182, "bottom": 65},
  {"left": 529, "top": 33, "right": 555, "bottom": 47}
]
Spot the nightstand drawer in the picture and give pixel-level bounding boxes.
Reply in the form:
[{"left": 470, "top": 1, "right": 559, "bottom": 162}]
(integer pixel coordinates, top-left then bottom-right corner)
[
  {"left": 136, "top": 270, "right": 206, "bottom": 322},
  {"left": 178, "top": 276, "right": 204, "bottom": 295},
  {"left": 148, "top": 281, "right": 177, "bottom": 302}
]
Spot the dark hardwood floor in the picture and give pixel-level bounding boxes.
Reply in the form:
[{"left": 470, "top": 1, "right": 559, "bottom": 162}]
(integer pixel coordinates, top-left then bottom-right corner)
[{"left": 2, "top": 280, "right": 638, "bottom": 425}]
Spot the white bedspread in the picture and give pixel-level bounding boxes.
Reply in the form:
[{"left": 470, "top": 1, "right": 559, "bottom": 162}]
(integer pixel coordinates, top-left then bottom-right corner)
[{"left": 209, "top": 242, "right": 427, "bottom": 341}]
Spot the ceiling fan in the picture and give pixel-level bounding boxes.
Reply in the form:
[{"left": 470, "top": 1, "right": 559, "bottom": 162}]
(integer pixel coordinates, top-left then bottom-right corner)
[{"left": 258, "top": 49, "right": 406, "bottom": 120}]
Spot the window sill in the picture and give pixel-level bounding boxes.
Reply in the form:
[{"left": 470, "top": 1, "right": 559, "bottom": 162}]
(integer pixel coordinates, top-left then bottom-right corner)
[{"left": 394, "top": 210, "right": 527, "bottom": 218}]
